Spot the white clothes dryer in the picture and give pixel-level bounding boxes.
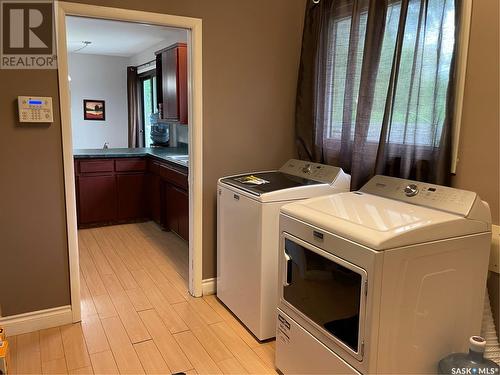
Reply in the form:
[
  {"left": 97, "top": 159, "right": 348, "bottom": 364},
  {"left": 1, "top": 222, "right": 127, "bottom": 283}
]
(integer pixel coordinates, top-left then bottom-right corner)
[{"left": 276, "top": 175, "right": 492, "bottom": 374}]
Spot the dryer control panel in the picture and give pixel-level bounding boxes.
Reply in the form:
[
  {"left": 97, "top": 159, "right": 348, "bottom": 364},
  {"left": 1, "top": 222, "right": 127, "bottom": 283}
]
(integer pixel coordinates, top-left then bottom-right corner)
[
  {"left": 360, "top": 175, "right": 478, "bottom": 217},
  {"left": 279, "top": 159, "right": 342, "bottom": 184}
]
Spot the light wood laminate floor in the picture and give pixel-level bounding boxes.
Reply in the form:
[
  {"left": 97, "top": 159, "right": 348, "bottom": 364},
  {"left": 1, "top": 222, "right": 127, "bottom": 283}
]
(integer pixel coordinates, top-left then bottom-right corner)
[{"left": 7, "top": 222, "right": 276, "bottom": 374}]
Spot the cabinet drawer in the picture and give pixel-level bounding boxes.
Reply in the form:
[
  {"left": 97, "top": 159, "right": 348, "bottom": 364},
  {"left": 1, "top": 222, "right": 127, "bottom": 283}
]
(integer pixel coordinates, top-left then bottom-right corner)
[
  {"left": 79, "top": 159, "right": 114, "bottom": 174},
  {"left": 115, "top": 158, "right": 147, "bottom": 172},
  {"left": 160, "top": 164, "right": 188, "bottom": 190}
]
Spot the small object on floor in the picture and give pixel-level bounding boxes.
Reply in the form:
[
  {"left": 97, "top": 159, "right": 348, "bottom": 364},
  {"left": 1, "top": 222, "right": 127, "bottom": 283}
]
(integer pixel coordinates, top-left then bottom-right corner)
[
  {"left": 0, "top": 327, "right": 9, "bottom": 374},
  {"left": 438, "top": 336, "right": 500, "bottom": 374}
]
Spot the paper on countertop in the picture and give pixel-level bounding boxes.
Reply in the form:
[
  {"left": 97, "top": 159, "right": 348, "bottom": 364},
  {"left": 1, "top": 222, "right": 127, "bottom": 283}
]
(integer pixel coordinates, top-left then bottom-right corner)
[{"left": 235, "top": 175, "right": 270, "bottom": 185}]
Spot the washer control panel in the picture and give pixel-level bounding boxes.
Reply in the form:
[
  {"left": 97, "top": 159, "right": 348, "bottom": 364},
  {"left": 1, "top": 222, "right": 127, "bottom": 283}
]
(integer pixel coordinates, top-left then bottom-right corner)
[
  {"left": 18, "top": 96, "right": 54, "bottom": 123},
  {"left": 404, "top": 184, "right": 419, "bottom": 197},
  {"left": 361, "top": 175, "right": 478, "bottom": 216},
  {"left": 280, "top": 159, "right": 342, "bottom": 184}
]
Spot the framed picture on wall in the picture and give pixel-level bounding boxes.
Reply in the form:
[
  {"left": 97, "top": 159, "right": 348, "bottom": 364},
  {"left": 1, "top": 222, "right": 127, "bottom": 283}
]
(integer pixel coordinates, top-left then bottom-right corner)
[{"left": 83, "top": 99, "right": 105, "bottom": 121}]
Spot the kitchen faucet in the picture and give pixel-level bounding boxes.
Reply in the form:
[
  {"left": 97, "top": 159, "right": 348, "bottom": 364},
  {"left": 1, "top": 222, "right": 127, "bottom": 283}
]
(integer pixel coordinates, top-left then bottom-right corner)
[{"left": 103, "top": 142, "right": 109, "bottom": 149}]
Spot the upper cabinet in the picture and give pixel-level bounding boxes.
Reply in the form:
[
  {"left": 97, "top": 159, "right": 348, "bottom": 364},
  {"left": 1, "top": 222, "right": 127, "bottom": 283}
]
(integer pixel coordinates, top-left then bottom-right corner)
[{"left": 156, "top": 43, "right": 188, "bottom": 124}]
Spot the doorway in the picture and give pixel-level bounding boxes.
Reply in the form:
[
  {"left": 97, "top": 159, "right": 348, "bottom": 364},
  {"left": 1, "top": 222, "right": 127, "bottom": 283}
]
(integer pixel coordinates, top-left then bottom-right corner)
[{"left": 55, "top": 2, "right": 203, "bottom": 322}]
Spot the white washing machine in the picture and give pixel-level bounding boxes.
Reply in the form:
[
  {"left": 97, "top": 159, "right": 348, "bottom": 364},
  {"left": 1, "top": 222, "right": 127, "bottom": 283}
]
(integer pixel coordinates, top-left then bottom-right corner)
[
  {"left": 217, "top": 159, "right": 350, "bottom": 341},
  {"left": 276, "top": 175, "right": 492, "bottom": 374}
]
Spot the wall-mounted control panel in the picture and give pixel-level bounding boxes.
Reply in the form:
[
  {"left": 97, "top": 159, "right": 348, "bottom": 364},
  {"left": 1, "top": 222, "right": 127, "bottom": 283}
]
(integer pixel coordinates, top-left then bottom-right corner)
[{"left": 18, "top": 96, "right": 54, "bottom": 123}]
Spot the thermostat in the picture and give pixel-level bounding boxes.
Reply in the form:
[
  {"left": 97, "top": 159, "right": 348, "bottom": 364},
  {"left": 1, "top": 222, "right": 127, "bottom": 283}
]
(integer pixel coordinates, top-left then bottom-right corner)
[{"left": 18, "top": 96, "right": 54, "bottom": 123}]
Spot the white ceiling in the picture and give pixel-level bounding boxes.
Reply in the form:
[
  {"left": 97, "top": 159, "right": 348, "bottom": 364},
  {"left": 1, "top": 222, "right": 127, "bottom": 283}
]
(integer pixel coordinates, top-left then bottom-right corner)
[{"left": 66, "top": 16, "right": 188, "bottom": 57}]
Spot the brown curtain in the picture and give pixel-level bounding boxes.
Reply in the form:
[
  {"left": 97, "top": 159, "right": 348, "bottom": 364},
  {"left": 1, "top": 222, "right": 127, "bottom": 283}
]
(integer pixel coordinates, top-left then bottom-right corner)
[
  {"left": 296, "top": 0, "right": 460, "bottom": 189},
  {"left": 127, "top": 66, "right": 141, "bottom": 148}
]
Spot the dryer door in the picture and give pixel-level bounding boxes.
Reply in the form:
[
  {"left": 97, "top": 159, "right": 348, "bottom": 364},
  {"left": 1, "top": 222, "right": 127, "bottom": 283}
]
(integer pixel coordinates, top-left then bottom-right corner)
[{"left": 280, "top": 233, "right": 368, "bottom": 361}]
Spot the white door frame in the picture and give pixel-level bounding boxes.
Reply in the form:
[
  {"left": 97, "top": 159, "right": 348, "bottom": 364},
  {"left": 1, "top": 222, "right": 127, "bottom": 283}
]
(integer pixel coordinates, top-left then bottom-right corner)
[{"left": 54, "top": 1, "right": 204, "bottom": 322}]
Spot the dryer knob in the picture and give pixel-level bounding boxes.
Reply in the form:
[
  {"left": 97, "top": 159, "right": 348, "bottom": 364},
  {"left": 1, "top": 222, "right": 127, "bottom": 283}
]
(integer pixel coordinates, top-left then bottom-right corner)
[
  {"left": 404, "top": 184, "right": 419, "bottom": 197},
  {"left": 302, "top": 164, "right": 312, "bottom": 173}
]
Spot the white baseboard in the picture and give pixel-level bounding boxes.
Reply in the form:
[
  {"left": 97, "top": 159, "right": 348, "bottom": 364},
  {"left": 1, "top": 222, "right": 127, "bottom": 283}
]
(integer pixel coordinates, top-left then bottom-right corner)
[
  {"left": 0, "top": 305, "right": 73, "bottom": 337},
  {"left": 202, "top": 277, "right": 216, "bottom": 295}
]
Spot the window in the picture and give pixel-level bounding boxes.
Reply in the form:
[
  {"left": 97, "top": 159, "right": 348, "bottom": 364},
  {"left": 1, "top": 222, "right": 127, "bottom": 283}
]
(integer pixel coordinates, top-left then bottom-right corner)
[
  {"left": 140, "top": 70, "right": 157, "bottom": 147},
  {"left": 296, "top": 0, "right": 471, "bottom": 185},
  {"left": 328, "top": 11, "right": 367, "bottom": 140},
  {"left": 325, "top": 0, "right": 456, "bottom": 147}
]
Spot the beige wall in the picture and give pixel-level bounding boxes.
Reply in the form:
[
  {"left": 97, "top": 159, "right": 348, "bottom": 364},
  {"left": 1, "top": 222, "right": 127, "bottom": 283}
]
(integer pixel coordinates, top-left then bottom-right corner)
[
  {"left": 0, "top": 0, "right": 306, "bottom": 315},
  {"left": 452, "top": 0, "right": 499, "bottom": 224},
  {"left": 0, "top": 0, "right": 497, "bottom": 317},
  {"left": 0, "top": 71, "right": 71, "bottom": 316}
]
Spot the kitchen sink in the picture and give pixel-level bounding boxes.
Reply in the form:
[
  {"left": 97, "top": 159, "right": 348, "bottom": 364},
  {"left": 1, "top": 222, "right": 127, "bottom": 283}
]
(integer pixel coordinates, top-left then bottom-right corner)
[{"left": 167, "top": 155, "right": 189, "bottom": 166}]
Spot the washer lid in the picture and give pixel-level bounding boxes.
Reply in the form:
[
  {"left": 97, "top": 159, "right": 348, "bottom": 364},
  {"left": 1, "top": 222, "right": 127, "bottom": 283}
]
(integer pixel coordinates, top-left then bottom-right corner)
[
  {"left": 220, "top": 171, "right": 323, "bottom": 197},
  {"left": 281, "top": 192, "right": 490, "bottom": 250}
]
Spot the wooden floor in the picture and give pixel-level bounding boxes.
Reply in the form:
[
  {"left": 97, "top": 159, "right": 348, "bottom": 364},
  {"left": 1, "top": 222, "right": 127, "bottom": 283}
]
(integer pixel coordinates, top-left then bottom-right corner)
[{"left": 7, "top": 222, "right": 276, "bottom": 374}]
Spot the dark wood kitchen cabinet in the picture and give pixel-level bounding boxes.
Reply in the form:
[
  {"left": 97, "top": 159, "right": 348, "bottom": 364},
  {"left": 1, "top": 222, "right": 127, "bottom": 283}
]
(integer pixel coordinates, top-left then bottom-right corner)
[
  {"left": 116, "top": 158, "right": 147, "bottom": 221},
  {"left": 77, "top": 175, "right": 117, "bottom": 224},
  {"left": 176, "top": 186, "right": 189, "bottom": 241},
  {"left": 75, "top": 155, "right": 188, "bottom": 242},
  {"left": 75, "top": 158, "right": 147, "bottom": 227},
  {"left": 147, "top": 160, "right": 162, "bottom": 225},
  {"left": 117, "top": 174, "right": 147, "bottom": 221},
  {"left": 158, "top": 162, "right": 189, "bottom": 241},
  {"left": 164, "top": 184, "right": 189, "bottom": 241},
  {"left": 156, "top": 43, "right": 188, "bottom": 124},
  {"left": 146, "top": 160, "right": 189, "bottom": 240}
]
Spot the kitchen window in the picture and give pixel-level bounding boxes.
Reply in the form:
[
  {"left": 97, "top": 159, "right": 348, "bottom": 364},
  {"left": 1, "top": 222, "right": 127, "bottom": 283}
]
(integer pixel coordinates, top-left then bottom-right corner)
[{"left": 139, "top": 70, "right": 158, "bottom": 147}]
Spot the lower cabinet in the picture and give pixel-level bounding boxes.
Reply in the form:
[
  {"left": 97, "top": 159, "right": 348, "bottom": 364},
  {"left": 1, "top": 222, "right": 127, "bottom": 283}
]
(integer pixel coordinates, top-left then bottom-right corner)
[
  {"left": 164, "top": 184, "right": 189, "bottom": 241},
  {"left": 78, "top": 175, "right": 117, "bottom": 224},
  {"left": 117, "top": 173, "right": 147, "bottom": 221},
  {"left": 148, "top": 172, "right": 162, "bottom": 225},
  {"left": 75, "top": 156, "right": 188, "bottom": 242},
  {"left": 76, "top": 157, "right": 147, "bottom": 226},
  {"left": 177, "top": 187, "right": 189, "bottom": 241}
]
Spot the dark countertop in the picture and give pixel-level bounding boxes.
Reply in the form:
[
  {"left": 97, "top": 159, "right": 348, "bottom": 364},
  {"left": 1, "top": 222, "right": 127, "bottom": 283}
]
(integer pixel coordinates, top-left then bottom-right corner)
[{"left": 73, "top": 146, "right": 189, "bottom": 168}]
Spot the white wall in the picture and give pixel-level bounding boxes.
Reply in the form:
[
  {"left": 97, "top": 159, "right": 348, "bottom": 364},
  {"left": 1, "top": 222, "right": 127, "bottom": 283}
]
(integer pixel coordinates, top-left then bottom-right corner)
[
  {"left": 69, "top": 53, "right": 129, "bottom": 149},
  {"left": 128, "top": 32, "right": 188, "bottom": 71}
]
